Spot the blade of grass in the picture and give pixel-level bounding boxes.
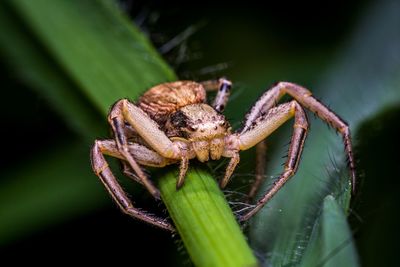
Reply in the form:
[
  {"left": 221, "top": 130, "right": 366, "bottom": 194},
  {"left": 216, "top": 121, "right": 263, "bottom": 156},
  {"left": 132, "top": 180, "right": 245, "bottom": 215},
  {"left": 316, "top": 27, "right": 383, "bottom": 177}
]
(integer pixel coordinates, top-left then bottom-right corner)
[
  {"left": 299, "top": 195, "right": 359, "bottom": 267},
  {"left": 3, "top": 0, "right": 257, "bottom": 265},
  {"left": 0, "top": 2, "right": 104, "bottom": 137},
  {"left": 250, "top": 0, "right": 400, "bottom": 265}
]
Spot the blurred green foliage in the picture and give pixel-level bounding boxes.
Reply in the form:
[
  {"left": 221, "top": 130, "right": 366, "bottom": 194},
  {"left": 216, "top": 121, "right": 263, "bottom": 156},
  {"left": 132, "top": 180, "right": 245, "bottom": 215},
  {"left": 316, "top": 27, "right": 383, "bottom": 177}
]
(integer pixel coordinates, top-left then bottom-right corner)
[
  {"left": 0, "top": 0, "right": 400, "bottom": 266},
  {"left": 0, "top": 0, "right": 174, "bottom": 245}
]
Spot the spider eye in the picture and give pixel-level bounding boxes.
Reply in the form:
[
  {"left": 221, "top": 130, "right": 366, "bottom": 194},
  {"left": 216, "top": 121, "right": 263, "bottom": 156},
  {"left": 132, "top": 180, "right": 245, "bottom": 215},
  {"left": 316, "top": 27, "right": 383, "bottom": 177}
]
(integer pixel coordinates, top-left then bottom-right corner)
[
  {"left": 171, "top": 110, "right": 188, "bottom": 128},
  {"left": 187, "top": 125, "right": 197, "bottom": 131},
  {"left": 219, "top": 121, "right": 228, "bottom": 128}
]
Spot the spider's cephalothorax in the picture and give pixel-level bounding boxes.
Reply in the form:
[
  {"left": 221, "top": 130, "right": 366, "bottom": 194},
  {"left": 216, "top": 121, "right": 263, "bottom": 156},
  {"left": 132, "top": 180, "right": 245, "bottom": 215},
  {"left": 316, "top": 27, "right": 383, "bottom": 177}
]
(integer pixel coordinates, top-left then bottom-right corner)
[
  {"left": 91, "top": 78, "right": 356, "bottom": 231},
  {"left": 166, "top": 104, "right": 231, "bottom": 161},
  {"left": 168, "top": 104, "right": 230, "bottom": 139}
]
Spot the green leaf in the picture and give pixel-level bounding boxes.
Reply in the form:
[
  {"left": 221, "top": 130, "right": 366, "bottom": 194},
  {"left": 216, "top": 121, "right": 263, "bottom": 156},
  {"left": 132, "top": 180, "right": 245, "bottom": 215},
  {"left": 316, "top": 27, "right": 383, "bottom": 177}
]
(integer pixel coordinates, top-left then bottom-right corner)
[
  {"left": 300, "top": 195, "right": 359, "bottom": 267},
  {"left": 249, "top": 1, "right": 400, "bottom": 265}
]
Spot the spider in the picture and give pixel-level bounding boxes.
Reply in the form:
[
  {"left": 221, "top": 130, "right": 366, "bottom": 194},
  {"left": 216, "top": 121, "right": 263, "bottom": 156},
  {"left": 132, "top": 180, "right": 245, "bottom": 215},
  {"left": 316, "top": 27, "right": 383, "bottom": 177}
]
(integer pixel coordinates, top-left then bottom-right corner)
[{"left": 90, "top": 78, "right": 356, "bottom": 232}]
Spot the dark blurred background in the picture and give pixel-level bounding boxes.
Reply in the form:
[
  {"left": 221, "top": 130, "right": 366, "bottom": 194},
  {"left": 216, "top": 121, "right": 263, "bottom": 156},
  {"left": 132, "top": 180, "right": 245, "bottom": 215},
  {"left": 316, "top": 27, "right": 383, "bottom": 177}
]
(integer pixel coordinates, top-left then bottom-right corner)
[{"left": 1, "top": 0, "right": 400, "bottom": 266}]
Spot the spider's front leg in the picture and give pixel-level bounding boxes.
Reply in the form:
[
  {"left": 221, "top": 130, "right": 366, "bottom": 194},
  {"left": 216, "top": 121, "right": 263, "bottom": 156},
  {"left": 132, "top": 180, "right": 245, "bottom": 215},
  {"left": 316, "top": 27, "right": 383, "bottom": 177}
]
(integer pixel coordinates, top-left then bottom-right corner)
[
  {"left": 225, "top": 101, "right": 309, "bottom": 221},
  {"left": 108, "top": 99, "right": 183, "bottom": 198},
  {"left": 242, "top": 82, "right": 356, "bottom": 191},
  {"left": 90, "top": 140, "right": 175, "bottom": 231}
]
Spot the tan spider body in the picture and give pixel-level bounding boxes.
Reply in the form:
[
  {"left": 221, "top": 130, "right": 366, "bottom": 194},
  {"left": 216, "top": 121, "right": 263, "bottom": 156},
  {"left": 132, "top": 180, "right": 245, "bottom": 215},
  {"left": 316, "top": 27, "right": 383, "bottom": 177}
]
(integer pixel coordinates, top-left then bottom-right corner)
[{"left": 91, "top": 79, "right": 355, "bottom": 231}]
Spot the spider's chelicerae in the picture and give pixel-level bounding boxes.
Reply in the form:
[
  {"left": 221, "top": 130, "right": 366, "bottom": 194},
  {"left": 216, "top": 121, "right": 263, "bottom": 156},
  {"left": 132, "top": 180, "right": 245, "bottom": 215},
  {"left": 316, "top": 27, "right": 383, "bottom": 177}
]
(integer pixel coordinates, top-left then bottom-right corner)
[{"left": 91, "top": 78, "right": 356, "bottom": 231}]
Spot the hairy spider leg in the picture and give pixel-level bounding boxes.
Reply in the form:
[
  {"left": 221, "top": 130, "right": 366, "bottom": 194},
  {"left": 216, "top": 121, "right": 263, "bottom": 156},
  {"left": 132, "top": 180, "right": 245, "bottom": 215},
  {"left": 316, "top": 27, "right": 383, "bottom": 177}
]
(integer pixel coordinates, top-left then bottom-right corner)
[
  {"left": 121, "top": 147, "right": 178, "bottom": 185},
  {"left": 201, "top": 77, "right": 232, "bottom": 112},
  {"left": 119, "top": 125, "right": 181, "bottom": 185},
  {"left": 242, "top": 82, "right": 356, "bottom": 193},
  {"left": 246, "top": 140, "right": 267, "bottom": 202},
  {"left": 109, "top": 100, "right": 160, "bottom": 199},
  {"left": 238, "top": 101, "right": 309, "bottom": 221},
  {"left": 219, "top": 152, "right": 240, "bottom": 188},
  {"left": 238, "top": 85, "right": 284, "bottom": 200},
  {"left": 90, "top": 140, "right": 174, "bottom": 231},
  {"left": 175, "top": 154, "right": 189, "bottom": 189},
  {"left": 109, "top": 99, "right": 183, "bottom": 199},
  {"left": 121, "top": 161, "right": 143, "bottom": 184}
]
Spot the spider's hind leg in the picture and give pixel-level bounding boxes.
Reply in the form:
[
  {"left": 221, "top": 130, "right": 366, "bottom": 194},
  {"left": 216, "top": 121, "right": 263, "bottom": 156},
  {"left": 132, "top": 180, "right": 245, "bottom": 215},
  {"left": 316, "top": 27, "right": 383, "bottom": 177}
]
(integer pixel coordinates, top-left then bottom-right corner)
[{"left": 90, "top": 140, "right": 174, "bottom": 231}]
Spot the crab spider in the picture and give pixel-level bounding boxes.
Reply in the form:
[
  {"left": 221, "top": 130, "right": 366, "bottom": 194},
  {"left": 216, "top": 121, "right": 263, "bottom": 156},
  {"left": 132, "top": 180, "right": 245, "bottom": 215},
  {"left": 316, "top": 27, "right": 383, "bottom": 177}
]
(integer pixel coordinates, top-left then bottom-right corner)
[{"left": 90, "top": 79, "right": 355, "bottom": 231}]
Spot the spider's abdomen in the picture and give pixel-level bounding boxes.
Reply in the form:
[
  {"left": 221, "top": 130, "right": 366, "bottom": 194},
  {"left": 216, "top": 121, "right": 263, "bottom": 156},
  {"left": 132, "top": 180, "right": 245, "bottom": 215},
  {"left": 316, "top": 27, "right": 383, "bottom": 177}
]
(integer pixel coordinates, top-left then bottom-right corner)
[{"left": 138, "top": 81, "right": 206, "bottom": 125}]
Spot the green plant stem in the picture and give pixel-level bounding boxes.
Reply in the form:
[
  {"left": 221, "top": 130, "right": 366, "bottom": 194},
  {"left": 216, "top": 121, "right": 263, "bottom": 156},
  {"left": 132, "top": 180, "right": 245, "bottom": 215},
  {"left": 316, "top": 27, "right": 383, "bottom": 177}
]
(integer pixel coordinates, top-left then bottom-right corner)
[
  {"left": 5, "top": 0, "right": 258, "bottom": 266},
  {"left": 159, "top": 167, "right": 258, "bottom": 267}
]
